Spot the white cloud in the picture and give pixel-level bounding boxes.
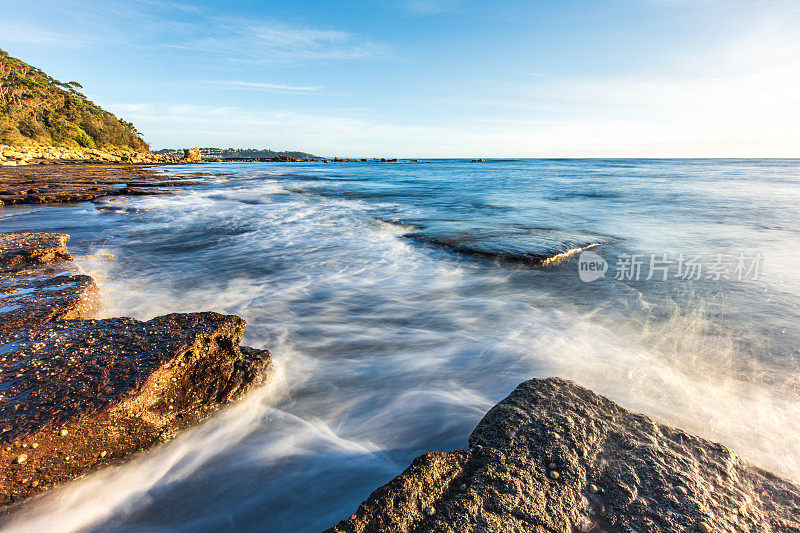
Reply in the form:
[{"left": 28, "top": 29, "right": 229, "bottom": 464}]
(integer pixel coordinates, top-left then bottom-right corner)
[{"left": 206, "top": 81, "right": 323, "bottom": 93}]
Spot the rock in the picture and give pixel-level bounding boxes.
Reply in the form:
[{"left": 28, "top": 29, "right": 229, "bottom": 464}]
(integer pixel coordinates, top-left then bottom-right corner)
[
  {"left": 0, "top": 162, "right": 184, "bottom": 205},
  {"left": 0, "top": 312, "right": 272, "bottom": 507},
  {"left": 182, "top": 148, "right": 202, "bottom": 162},
  {"left": 0, "top": 231, "right": 273, "bottom": 508},
  {"left": 396, "top": 220, "right": 610, "bottom": 266},
  {"left": 0, "top": 145, "right": 170, "bottom": 167},
  {"left": 0, "top": 273, "right": 98, "bottom": 329},
  {"left": 0, "top": 232, "right": 72, "bottom": 273},
  {"left": 327, "top": 378, "right": 800, "bottom": 533},
  {"left": 0, "top": 232, "right": 99, "bottom": 331}
]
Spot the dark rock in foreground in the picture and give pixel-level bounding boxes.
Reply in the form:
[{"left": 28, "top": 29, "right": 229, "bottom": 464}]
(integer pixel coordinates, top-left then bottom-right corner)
[
  {"left": 328, "top": 378, "right": 800, "bottom": 533},
  {"left": 0, "top": 313, "right": 271, "bottom": 507},
  {"left": 0, "top": 232, "right": 272, "bottom": 508}
]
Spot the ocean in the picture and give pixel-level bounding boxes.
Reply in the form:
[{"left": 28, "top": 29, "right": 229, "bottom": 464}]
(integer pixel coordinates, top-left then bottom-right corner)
[{"left": 2, "top": 159, "right": 799, "bottom": 532}]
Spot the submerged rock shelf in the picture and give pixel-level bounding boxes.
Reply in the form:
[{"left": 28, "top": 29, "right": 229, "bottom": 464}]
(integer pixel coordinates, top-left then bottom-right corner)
[
  {"left": 0, "top": 232, "right": 272, "bottom": 508},
  {"left": 386, "top": 219, "right": 610, "bottom": 266},
  {"left": 329, "top": 378, "right": 800, "bottom": 533}
]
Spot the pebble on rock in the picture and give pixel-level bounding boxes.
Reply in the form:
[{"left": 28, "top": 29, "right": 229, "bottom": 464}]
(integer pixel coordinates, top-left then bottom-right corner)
[
  {"left": 60, "top": 429, "right": 69, "bottom": 436},
  {"left": 13, "top": 454, "right": 27, "bottom": 464},
  {"left": 549, "top": 471, "right": 560, "bottom": 479}
]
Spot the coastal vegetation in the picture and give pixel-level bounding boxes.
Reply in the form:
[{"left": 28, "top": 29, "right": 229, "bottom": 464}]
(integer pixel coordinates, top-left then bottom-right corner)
[{"left": 0, "top": 48, "right": 148, "bottom": 151}]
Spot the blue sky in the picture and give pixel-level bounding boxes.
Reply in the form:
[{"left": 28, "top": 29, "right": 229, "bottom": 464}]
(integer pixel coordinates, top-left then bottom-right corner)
[{"left": 1, "top": 0, "right": 798, "bottom": 157}]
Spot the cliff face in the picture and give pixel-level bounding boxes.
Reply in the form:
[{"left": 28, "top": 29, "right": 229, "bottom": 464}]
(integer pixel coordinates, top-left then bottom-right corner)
[
  {"left": 0, "top": 48, "right": 149, "bottom": 152},
  {"left": 328, "top": 378, "right": 800, "bottom": 533}
]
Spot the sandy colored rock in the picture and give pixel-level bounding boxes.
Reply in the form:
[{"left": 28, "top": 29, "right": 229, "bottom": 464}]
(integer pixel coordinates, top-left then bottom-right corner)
[
  {"left": 0, "top": 145, "right": 174, "bottom": 167},
  {"left": 328, "top": 378, "right": 800, "bottom": 533},
  {"left": 0, "top": 232, "right": 72, "bottom": 273},
  {"left": 182, "top": 147, "right": 202, "bottom": 162}
]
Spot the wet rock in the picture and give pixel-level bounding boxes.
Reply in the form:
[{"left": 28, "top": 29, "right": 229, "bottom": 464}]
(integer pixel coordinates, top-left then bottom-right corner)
[
  {"left": 327, "top": 378, "right": 800, "bottom": 533},
  {"left": 0, "top": 231, "right": 272, "bottom": 509},
  {"left": 0, "top": 312, "right": 272, "bottom": 507},
  {"left": 0, "top": 163, "right": 188, "bottom": 205},
  {"left": 0, "top": 232, "right": 72, "bottom": 273},
  {"left": 0, "top": 273, "right": 98, "bottom": 329},
  {"left": 396, "top": 220, "right": 610, "bottom": 266},
  {"left": 0, "top": 232, "right": 99, "bottom": 330}
]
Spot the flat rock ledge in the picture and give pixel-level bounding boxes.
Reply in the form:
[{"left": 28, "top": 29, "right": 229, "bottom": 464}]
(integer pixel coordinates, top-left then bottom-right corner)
[
  {"left": 328, "top": 378, "right": 800, "bottom": 533},
  {"left": 0, "top": 232, "right": 272, "bottom": 508},
  {"left": 0, "top": 163, "right": 199, "bottom": 205}
]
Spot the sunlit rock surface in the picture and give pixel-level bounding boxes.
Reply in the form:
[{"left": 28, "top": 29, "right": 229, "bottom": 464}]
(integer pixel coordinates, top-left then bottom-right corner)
[
  {"left": 329, "top": 378, "right": 800, "bottom": 533},
  {"left": 0, "top": 232, "right": 272, "bottom": 508},
  {"left": 0, "top": 163, "right": 188, "bottom": 205},
  {"left": 0, "top": 232, "right": 73, "bottom": 272}
]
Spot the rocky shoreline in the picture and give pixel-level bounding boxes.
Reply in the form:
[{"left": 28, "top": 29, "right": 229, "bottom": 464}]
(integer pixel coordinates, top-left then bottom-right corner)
[
  {"left": 0, "top": 162, "right": 200, "bottom": 205},
  {"left": 0, "top": 231, "right": 272, "bottom": 508},
  {"left": 0, "top": 145, "right": 173, "bottom": 166},
  {"left": 328, "top": 378, "right": 800, "bottom": 533}
]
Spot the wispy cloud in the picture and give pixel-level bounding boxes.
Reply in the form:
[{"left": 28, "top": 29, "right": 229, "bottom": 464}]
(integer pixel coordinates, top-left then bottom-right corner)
[
  {"left": 404, "top": 0, "right": 459, "bottom": 14},
  {"left": 206, "top": 81, "right": 323, "bottom": 93},
  {"left": 0, "top": 22, "right": 96, "bottom": 48},
  {"left": 0, "top": 1, "right": 393, "bottom": 64},
  {"left": 173, "top": 20, "right": 393, "bottom": 64}
]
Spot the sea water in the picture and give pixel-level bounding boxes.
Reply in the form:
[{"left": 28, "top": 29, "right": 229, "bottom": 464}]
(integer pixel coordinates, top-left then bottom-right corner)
[{"left": 1, "top": 159, "right": 798, "bottom": 532}]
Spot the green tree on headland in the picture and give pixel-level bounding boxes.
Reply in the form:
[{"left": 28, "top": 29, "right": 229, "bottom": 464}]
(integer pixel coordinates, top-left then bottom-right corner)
[{"left": 0, "top": 48, "right": 149, "bottom": 152}]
